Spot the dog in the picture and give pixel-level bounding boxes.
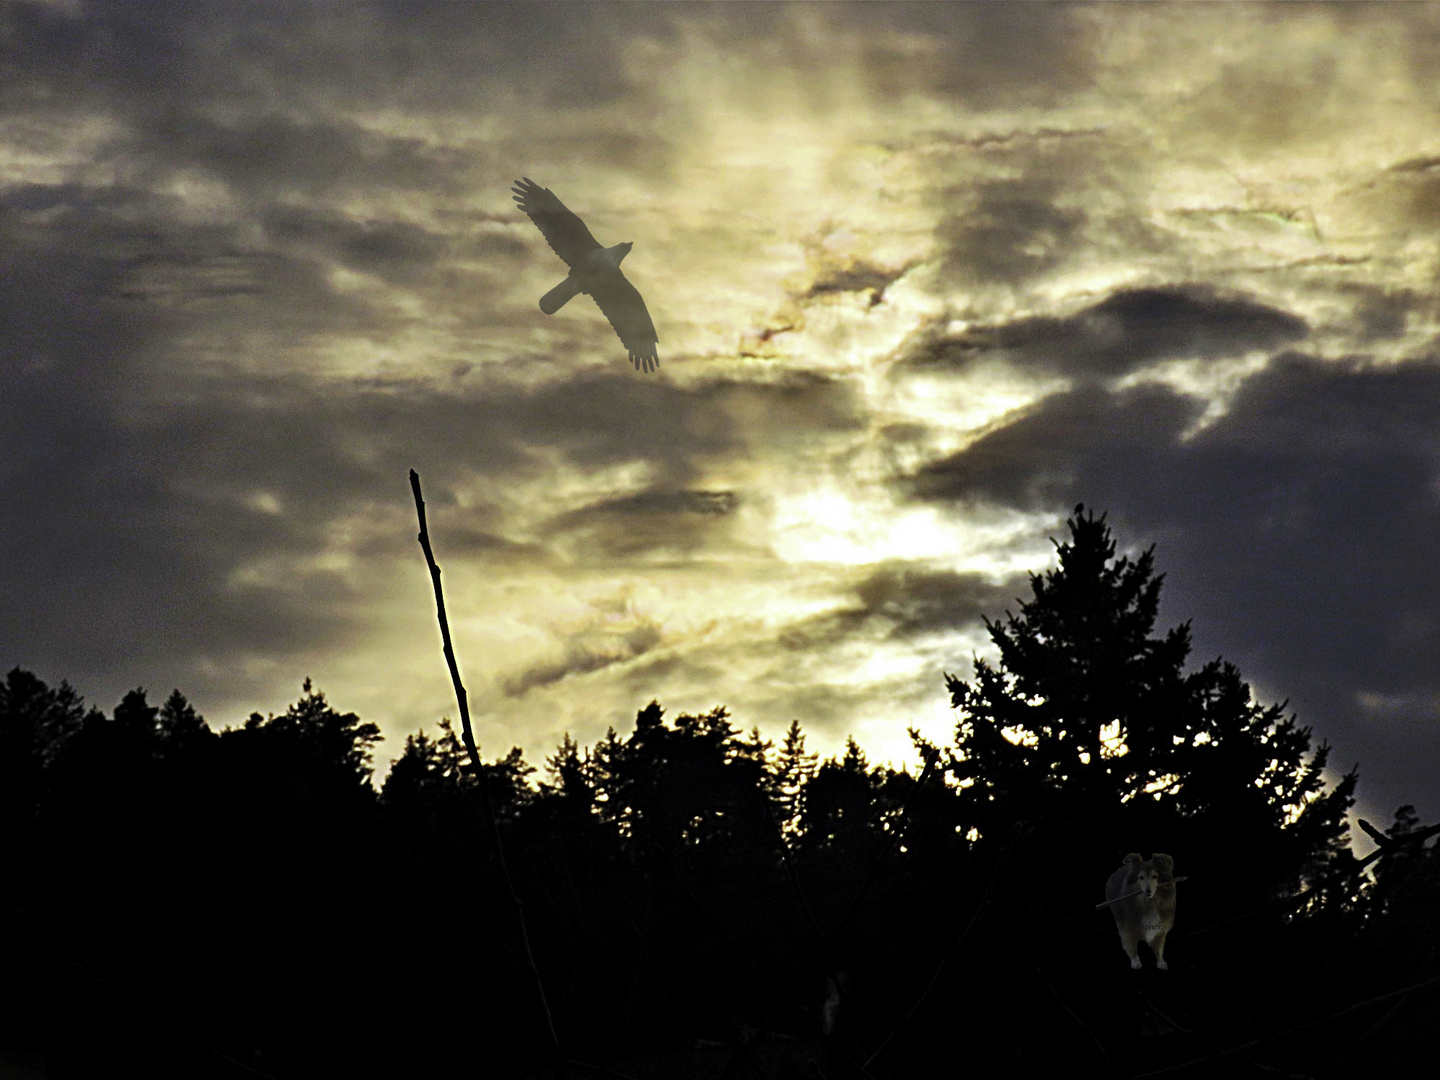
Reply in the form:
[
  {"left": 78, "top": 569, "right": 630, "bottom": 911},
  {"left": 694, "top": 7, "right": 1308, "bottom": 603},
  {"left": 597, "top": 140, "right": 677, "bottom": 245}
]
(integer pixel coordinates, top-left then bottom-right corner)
[{"left": 1104, "top": 852, "right": 1176, "bottom": 970}]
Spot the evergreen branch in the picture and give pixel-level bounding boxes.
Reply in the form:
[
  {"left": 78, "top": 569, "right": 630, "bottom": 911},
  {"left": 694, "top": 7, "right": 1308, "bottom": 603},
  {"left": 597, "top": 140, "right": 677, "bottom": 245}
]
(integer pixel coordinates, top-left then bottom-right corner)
[{"left": 409, "top": 468, "right": 560, "bottom": 1049}]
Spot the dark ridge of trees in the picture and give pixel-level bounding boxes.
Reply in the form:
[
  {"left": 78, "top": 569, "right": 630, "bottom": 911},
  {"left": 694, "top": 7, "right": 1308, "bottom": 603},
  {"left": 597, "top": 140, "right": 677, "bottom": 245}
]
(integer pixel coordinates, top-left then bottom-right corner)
[{"left": 3, "top": 508, "right": 1438, "bottom": 1077}]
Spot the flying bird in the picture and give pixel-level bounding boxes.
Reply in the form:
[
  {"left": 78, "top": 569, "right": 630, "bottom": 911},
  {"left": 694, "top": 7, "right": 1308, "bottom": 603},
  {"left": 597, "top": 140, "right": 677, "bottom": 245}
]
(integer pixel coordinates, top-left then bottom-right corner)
[{"left": 512, "top": 177, "right": 660, "bottom": 373}]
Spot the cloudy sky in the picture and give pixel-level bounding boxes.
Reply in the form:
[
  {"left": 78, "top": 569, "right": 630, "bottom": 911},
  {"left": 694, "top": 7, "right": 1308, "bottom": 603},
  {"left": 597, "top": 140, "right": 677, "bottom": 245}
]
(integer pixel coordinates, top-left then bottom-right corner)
[{"left": 4, "top": 1, "right": 1438, "bottom": 837}]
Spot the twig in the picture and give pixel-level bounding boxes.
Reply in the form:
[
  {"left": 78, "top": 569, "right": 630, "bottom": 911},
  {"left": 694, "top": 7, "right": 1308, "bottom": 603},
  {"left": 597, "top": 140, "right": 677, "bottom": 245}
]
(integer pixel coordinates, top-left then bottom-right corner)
[
  {"left": 409, "top": 468, "right": 559, "bottom": 1048},
  {"left": 1094, "top": 877, "right": 1188, "bottom": 910},
  {"left": 1130, "top": 975, "right": 1440, "bottom": 1078}
]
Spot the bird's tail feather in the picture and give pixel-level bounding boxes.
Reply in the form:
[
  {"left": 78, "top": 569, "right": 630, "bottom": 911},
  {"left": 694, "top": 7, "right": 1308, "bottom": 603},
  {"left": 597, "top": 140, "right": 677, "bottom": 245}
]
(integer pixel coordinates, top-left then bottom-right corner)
[{"left": 540, "top": 276, "right": 581, "bottom": 315}]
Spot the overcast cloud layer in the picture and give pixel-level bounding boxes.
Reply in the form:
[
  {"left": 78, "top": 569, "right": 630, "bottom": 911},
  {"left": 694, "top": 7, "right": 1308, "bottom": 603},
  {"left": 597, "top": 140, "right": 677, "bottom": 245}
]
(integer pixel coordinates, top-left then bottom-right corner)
[{"left": 4, "top": 1, "right": 1438, "bottom": 836}]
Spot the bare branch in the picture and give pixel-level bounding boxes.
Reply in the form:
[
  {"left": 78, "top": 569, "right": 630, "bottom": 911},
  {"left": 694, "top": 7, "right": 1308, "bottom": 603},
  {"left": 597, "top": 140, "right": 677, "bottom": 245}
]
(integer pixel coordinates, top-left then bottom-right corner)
[
  {"left": 1357, "top": 818, "right": 1390, "bottom": 847},
  {"left": 409, "top": 470, "right": 482, "bottom": 769},
  {"left": 408, "top": 468, "right": 559, "bottom": 1048}
]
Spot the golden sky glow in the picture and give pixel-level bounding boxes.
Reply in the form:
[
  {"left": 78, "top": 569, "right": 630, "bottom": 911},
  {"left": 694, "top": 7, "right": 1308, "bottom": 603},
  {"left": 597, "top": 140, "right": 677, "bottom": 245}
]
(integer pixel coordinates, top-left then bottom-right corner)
[{"left": 4, "top": 1, "right": 1440, "bottom": 832}]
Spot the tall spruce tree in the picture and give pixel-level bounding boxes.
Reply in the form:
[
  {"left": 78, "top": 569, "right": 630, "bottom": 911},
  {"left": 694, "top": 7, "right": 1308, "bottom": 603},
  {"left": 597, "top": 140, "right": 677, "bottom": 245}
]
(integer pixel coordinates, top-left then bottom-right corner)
[
  {"left": 937, "top": 505, "right": 1357, "bottom": 907},
  {"left": 771, "top": 719, "right": 818, "bottom": 843}
]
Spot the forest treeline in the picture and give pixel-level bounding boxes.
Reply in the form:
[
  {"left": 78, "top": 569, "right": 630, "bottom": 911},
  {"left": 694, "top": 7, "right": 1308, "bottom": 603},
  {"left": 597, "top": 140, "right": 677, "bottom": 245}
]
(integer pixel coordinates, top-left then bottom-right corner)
[{"left": 2, "top": 508, "right": 1436, "bottom": 1078}]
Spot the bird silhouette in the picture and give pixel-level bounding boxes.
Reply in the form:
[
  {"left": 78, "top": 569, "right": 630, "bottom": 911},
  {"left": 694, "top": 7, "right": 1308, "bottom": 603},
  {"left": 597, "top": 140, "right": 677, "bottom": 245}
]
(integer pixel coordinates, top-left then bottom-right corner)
[{"left": 512, "top": 177, "right": 660, "bottom": 373}]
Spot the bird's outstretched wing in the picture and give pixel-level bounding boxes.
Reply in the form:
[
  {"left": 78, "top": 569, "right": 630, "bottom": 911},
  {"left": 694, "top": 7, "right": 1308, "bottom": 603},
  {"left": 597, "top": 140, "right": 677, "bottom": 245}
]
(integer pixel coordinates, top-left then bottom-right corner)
[
  {"left": 511, "top": 177, "right": 601, "bottom": 268},
  {"left": 588, "top": 269, "right": 660, "bottom": 373}
]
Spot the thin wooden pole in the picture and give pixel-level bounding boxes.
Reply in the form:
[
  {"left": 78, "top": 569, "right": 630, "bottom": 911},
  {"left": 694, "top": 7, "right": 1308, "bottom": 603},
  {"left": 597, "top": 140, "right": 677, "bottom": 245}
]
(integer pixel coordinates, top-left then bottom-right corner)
[{"left": 409, "top": 468, "right": 559, "bottom": 1048}]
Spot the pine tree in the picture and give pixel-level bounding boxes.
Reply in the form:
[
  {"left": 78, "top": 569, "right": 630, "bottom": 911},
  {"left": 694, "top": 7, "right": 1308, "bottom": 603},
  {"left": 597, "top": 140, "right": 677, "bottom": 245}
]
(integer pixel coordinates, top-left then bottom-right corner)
[
  {"left": 380, "top": 729, "right": 453, "bottom": 823},
  {"left": 0, "top": 669, "right": 98, "bottom": 849},
  {"left": 113, "top": 687, "right": 161, "bottom": 745},
  {"left": 800, "top": 736, "right": 881, "bottom": 852},
  {"left": 592, "top": 701, "right": 777, "bottom": 861},
  {"left": 157, "top": 689, "right": 213, "bottom": 755},
  {"left": 771, "top": 719, "right": 818, "bottom": 842},
  {"left": 233, "top": 678, "right": 383, "bottom": 812},
  {"left": 939, "top": 505, "right": 1357, "bottom": 902}
]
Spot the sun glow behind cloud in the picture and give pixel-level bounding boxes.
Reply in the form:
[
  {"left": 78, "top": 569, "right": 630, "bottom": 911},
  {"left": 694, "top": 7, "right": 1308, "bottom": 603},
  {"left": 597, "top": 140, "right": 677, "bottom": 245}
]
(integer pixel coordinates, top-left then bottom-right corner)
[{"left": 6, "top": 1, "right": 1440, "bottom": 832}]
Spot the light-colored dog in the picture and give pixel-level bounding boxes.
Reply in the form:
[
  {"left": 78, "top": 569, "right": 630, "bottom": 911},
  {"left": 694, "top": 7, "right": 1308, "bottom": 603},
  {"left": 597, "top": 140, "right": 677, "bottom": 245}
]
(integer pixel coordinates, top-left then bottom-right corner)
[{"left": 1104, "top": 852, "right": 1176, "bottom": 970}]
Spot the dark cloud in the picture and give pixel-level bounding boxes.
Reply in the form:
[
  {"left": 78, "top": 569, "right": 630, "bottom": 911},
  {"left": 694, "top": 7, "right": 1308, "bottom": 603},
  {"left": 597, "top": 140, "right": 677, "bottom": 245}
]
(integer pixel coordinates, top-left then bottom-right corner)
[
  {"left": 852, "top": 564, "right": 1023, "bottom": 639},
  {"left": 845, "top": 2, "right": 1097, "bottom": 109},
  {"left": 903, "top": 353, "right": 1440, "bottom": 822},
  {"left": 403, "top": 521, "right": 548, "bottom": 565},
  {"left": 907, "top": 383, "right": 1201, "bottom": 511},
  {"left": 0, "top": 303, "right": 864, "bottom": 711},
  {"left": 801, "top": 261, "right": 912, "bottom": 308},
  {"left": 0, "top": 175, "right": 408, "bottom": 365},
  {"left": 1174, "top": 12, "right": 1367, "bottom": 157},
  {"left": 709, "top": 371, "right": 867, "bottom": 447},
  {"left": 903, "top": 286, "right": 1309, "bottom": 380},
  {"left": 1337, "top": 284, "right": 1428, "bottom": 344},
  {"left": 261, "top": 205, "right": 450, "bottom": 284},
  {"left": 781, "top": 563, "right": 1022, "bottom": 652},
  {"left": 132, "top": 112, "right": 479, "bottom": 200},
  {"left": 587, "top": 489, "right": 740, "bottom": 517},
  {"left": 926, "top": 127, "right": 1172, "bottom": 290},
  {"left": 1371, "top": 155, "right": 1440, "bottom": 238},
  {"left": 1, "top": 0, "right": 681, "bottom": 257},
  {"left": 503, "top": 623, "right": 662, "bottom": 698},
  {"left": 1, "top": 1, "right": 661, "bottom": 119},
  {"left": 938, "top": 172, "right": 1087, "bottom": 286},
  {"left": 548, "top": 488, "right": 741, "bottom": 560}
]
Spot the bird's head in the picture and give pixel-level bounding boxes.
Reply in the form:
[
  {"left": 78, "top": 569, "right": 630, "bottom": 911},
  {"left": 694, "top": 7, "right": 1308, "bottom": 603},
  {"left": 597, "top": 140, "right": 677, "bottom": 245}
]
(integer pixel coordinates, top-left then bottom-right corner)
[{"left": 603, "top": 241, "right": 632, "bottom": 267}]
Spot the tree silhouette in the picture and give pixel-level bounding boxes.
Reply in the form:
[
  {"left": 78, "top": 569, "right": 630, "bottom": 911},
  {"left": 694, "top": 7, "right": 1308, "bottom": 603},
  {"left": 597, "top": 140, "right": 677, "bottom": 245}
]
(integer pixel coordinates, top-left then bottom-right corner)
[
  {"left": 593, "top": 701, "right": 777, "bottom": 865},
  {"left": 935, "top": 505, "right": 1358, "bottom": 906},
  {"left": 1364, "top": 805, "right": 1440, "bottom": 978},
  {"left": 771, "top": 719, "right": 818, "bottom": 843},
  {"left": 10, "top": 489, "right": 1439, "bottom": 1078},
  {"left": 799, "top": 736, "right": 883, "bottom": 855},
  {"left": 1, "top": 667, "right": 97, "bottom": 846},
  {"left": 157, "top": 688, "right": 214, "bottom": 756},
  {"left": 235, "top": 677, "right": 382, "bottom": 796}
]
